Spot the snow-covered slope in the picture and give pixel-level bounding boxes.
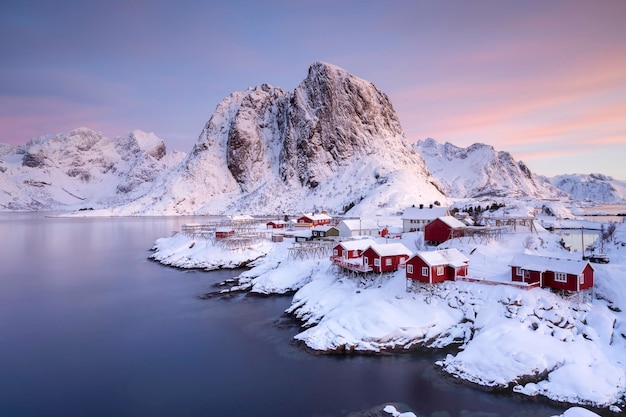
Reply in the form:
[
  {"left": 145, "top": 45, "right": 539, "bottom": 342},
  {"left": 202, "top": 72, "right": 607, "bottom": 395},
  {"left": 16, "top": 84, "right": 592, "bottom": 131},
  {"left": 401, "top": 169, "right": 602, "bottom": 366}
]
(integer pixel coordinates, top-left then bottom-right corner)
[
  {"left": 415, "top": 138, "right": 566, "bottom": 200},
  {"left": 548, "top": 173, "right": 626, "bottom": 204},
  {"left": 110, "top": 62, "right": 446, "bottom": 216},
  {"left": 0, "top": 128, "right": 185, "bottom": 211}
]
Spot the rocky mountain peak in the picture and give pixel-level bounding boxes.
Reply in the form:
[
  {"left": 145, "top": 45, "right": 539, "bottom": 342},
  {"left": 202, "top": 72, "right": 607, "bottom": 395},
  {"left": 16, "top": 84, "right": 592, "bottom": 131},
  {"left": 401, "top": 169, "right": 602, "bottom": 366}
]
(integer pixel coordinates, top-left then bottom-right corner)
[{"left": 112, "top": 62, "right": 444, "bottom": 215}]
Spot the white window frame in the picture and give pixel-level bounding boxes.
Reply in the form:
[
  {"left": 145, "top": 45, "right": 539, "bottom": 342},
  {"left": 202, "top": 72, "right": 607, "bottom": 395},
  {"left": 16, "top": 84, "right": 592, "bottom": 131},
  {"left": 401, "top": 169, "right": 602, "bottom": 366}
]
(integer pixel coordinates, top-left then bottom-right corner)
[
  {"left": 515, "top": 267, "right": 522, "bottom": 276},
  {"left": 352, "top": 250, "right": 358, "bottom": 257},
  {"left": 385, "top": 258, "right": 392, "bottom": 266},
  {"left": 374, "top": 258, "right": 380, "bottom": 266},
  {"left": 333, "top": 249, "right": 338, "bottom": 256},
  {"left": 422, "top": 267, "right": 429, "bottom": 277},
  {"left": 407, "top": 264, "right": 413, "bottom": 274},
  {"left": 555, "top": 272, "right": 567, "bottom": 283},
  {"left": 437, "top": 266, "right": 444, "bottom": 276},
  {"left": 578, "top": 273, "right": 584, "bottom": 284}
]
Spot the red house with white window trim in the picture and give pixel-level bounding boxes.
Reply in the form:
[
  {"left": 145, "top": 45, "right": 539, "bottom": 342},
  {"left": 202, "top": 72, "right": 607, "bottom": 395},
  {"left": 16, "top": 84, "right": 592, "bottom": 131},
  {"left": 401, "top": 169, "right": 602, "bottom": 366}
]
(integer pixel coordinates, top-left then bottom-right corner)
[
  {"left": 406, "top": 248, "right": 469, "bottom": 284},
  {"left": 266, "top": 220, "right": 287, "bottom": 229},
  {"left": 509, "top": 254, "right": 594, "bottom": 291},
  {"left": 331, "top": 239, "right": 374, "bottom": 260},
  {"left": 296, "top": 213, "right": 332, "bottom": 227},
  {"left": 362, "top": 242, "right": 411, "bottom": 273},
  {"left": 424, "top": 216, "right": 466, "bottom": 245}
]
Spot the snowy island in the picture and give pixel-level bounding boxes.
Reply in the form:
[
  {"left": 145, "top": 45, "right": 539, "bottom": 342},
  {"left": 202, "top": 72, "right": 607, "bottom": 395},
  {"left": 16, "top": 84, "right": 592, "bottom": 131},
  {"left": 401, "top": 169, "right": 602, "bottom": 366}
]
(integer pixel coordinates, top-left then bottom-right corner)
[{"left": 150, "top": 203, "right": 626, "bottom": 415}]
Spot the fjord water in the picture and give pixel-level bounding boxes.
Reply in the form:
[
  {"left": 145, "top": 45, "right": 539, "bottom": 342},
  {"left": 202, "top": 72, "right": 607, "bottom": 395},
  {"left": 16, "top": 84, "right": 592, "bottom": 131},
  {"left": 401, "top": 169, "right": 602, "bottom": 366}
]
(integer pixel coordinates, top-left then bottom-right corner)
[{"left": 0, "top": 213, "right": 566, "bottom": 417}]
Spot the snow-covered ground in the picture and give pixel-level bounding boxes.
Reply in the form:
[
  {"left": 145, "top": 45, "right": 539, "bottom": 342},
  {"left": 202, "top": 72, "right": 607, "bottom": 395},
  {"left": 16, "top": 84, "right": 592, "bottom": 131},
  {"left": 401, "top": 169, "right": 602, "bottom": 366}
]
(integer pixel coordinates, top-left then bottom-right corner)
[{"left": 150, "top": 215, "right": 626, "bottom": 412}]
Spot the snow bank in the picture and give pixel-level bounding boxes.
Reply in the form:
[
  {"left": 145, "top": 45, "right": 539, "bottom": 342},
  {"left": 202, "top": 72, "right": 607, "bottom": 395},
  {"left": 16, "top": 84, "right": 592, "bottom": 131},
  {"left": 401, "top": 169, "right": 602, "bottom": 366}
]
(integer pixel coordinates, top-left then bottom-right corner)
[{"left": 150, "top": 232, "right": 273, "bottom": 270}]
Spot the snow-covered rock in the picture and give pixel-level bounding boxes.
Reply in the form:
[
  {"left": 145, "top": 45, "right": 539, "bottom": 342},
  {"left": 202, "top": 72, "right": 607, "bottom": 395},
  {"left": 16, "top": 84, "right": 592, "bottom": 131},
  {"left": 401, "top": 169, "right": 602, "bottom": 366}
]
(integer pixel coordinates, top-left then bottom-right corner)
[
  {"left": 105, "top": 62, "right": 446, "bottom": 216},
  {"left": 548, "top": 173, "right": 626, "bottom": 204},
  {"left": 0, "top": 128, "right": 184, "bottom": 211},
  {"left": 415, "top": 138, "right": 566, "bottom": 199}
]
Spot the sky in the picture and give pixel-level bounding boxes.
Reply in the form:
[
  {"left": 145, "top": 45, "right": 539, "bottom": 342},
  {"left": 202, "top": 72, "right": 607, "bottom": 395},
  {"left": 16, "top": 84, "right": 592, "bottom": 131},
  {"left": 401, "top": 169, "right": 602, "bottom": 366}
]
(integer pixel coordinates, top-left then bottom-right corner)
[{"left": 1, "top": 0, "right": 625, "bottom": 179}]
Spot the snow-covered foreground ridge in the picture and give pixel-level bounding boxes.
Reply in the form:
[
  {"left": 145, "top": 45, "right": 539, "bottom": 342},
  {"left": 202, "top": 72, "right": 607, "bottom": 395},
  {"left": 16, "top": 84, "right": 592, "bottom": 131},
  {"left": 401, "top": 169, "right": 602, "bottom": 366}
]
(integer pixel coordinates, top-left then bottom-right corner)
[{"left": 151, "top": 218, "right": 626, "bottom": 411}]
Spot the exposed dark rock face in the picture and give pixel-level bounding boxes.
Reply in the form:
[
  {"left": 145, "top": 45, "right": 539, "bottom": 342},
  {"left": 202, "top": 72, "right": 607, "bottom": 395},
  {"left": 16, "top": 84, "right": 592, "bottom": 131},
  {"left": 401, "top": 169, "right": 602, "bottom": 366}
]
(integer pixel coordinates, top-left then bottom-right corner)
[{"left": 162, "top": 61, "right": 442, "bottom": 215}]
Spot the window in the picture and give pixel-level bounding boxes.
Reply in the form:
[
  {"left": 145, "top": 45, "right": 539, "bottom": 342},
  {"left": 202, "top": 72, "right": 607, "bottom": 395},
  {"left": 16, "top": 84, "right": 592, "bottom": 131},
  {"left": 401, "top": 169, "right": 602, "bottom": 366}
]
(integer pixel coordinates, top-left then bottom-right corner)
[
  {"left": 353, "top": 250, "right": 358, "bottom": 257},
  {"left": 385, "top": 258, "right": 392, "bottom": 266},
  {"left": 407, "top": 264, "right": 413, "bottom": 274},
  {"left": 374, "top": 258, "right": 380, "bottom": 266},
  {"left": 555, "top": 272, "right": 567, "bottom": 283},
  {"left": 515, "top": 267, "right": 522, "bottom": 276},
  {"left": 437, "top": 266, "right": 444, "bottom": 275},
  {"left": 579, "top": 274, "right": 584, "bottom": 284},
  {"left": 333, "top": 249, "right": 338, "bottom": 256},
  {"left": 422, "top": 267, "right": 429, "bottom": 277}
]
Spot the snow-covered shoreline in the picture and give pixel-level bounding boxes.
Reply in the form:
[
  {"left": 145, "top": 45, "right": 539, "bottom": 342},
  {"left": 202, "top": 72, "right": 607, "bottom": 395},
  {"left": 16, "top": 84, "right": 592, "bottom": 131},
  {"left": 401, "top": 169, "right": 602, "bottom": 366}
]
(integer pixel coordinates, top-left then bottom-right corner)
[{"left": 150, "top": 215, "right": 626, "bottom": 413}]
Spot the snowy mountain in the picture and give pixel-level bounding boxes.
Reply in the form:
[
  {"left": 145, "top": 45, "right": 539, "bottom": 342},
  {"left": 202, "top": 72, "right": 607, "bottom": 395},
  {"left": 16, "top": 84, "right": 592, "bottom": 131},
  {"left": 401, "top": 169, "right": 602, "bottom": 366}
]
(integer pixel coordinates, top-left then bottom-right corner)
[
  {"left": 414, "top": 138, "right": 566, "bottom": 200},
  {"left": 0, "top": 128, "right": 185, "bottom": 211},
  {"left": 109, "top": 62, "right": 445, "bottom": 216},
  {"left": 547, "top": 173, "right": 626, "bottom": 204}
]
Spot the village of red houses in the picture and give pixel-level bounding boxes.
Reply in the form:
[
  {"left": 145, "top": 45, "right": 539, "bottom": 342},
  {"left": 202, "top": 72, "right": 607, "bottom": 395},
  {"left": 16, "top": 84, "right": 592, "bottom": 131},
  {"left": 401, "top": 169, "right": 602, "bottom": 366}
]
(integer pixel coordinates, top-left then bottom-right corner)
[
  {"left": 173, "top": 203, "right": 600, "bottom": 298},
  {"left": 151, "top": 200, "right": 626, "bottom": 411}
]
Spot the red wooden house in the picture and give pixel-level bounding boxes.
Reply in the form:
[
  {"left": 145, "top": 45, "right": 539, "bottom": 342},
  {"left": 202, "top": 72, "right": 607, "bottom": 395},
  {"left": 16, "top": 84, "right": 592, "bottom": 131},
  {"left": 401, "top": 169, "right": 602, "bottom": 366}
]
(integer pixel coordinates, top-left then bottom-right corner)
[
  {"left": 362, "top": 242, "right": 411, "bottom": 273},
  {"left": 509, "top": 254, "right": 594, "bottom": 291},
  {"left": 215, "top": 227, "right": 235, "bottom": 239},
  {"left": 424, "top": 216, "right": 466, "bottom": 245},
  {"left": 331, "top": 239, "right": 374, "bottom": 260},
  {"left": 266, "top": 220, "right": 287, "bottom": 229},
  {"left": 406, "top": 248, "right": 469, "bottom": 284},
  {"left": 296, "top": 213, "right": 332, "bottom": 227}
]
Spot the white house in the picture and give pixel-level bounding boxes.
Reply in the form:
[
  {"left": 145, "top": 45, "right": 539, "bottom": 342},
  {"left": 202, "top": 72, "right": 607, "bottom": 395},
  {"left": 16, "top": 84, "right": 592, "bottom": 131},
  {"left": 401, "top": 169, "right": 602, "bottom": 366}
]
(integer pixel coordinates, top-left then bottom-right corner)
[
  {"left": 401, "top": 205, "right": 449, "bottom": 232},
  {"left": 337, "top": 218, "right": 381, "bottom": 238}
]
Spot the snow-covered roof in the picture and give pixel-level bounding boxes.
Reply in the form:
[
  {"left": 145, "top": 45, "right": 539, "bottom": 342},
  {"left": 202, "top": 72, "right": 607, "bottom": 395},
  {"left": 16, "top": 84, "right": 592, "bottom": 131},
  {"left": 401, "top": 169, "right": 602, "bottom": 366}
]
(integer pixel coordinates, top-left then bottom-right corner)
[
  {"left": 337, "top": 239, "right": 374, "bottom": 251},
  {"left": 402, "top": 206, "right": 448, "bottom": 220},
  {"left": 267, "top": 220, "right": 287, "bottom": 224},
  {"left": 300, "top": 213, "right": 332, "bottom": 221},
  {"left": 368, "top": 242, "right": 412, "bottom": 257},
  {"left": 312, "top": 225, "right": 337, "bottom": 232},
  {"left": 415, "top": 248, "right": 469, "bottom": 268},
  {"left": 292, "top": 230, "right": 313, "bottom": 238},
  {"left": 509, "top": 254, "right": 592, "bottom": 275},
  {"left": 339, "top": 218, "right": 380, "bottom": 231},
  {"left": 436, "top": 216, "right": 466, "bottom": 229}
]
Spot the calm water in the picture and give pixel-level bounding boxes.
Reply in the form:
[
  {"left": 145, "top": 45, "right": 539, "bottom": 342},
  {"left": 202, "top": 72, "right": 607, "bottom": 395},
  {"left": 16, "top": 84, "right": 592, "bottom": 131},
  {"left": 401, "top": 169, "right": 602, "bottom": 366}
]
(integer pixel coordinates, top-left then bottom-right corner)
[{"left": 0, "top": 213, "right": 568, "bottom": 417}]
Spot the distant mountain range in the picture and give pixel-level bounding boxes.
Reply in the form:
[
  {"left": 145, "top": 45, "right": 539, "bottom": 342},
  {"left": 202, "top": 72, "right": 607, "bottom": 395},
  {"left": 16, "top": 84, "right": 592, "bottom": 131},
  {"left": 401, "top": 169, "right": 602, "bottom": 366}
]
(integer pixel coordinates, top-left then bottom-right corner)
[
  {"left": 1, "top": 62, "right": 624, "bottom": 214},
  {"left": 0, "top": 128, "right": 184, "bottom": 211},
  {"left": 547, "top": 173, "right": 626, "bottom": 204}
]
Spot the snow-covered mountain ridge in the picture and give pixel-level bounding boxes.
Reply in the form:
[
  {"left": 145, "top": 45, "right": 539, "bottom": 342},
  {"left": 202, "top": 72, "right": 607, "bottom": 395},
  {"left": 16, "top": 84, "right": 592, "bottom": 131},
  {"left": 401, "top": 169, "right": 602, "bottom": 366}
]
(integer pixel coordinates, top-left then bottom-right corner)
[
  {"left": 0, "top": 128, "right": 185, "bottom": 210},
  {"left": 547, "top": 173, "right": 626, "bottom": 204},
  {"left": 415, "top": 138, "right": 566, "bottom": 200},
  {"left": 107, "top": 62, "right": 446, "bottom": 216},
  {"left": 2, "top": 63, "right": 623, "bottom": 213}
]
